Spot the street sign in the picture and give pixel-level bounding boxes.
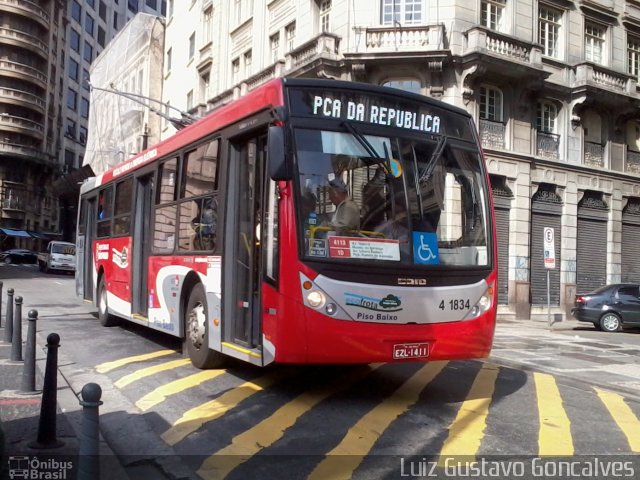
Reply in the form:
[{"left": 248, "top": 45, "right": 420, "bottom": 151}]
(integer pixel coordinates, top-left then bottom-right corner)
[{"left": 543, "top": 227, "right": 555, "bottom": 269}]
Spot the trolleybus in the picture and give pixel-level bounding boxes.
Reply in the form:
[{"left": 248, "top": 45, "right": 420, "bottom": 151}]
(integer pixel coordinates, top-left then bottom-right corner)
[{"left": 76, "top": 78, "right": 497, "bottom": 368}]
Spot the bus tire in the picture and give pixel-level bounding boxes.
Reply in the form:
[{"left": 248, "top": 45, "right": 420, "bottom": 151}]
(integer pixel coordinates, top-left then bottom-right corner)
[
  {"left": 184, "top": 283, "right": 224, "bottom": 369},
  {"left": 98, "top": 277, "right": 118, "bottom": 327}
]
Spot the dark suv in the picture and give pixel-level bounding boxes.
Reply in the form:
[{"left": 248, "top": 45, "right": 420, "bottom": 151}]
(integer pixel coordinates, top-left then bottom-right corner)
[{"left": 571, "top": 284, "right": 640, "bottom": 332}]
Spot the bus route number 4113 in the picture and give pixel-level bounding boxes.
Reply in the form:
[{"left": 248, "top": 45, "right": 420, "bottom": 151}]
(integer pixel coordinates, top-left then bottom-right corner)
[{"left": 393, "top": 343, "right": 429, "bottom": 359}]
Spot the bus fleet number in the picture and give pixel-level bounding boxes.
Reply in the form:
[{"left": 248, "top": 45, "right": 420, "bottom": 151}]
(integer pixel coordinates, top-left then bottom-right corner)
[{"left": 439, "top": 299, "right": 470, "bottom": 311}]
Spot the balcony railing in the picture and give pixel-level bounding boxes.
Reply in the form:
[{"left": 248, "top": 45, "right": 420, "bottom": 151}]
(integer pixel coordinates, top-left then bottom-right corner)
[
  {"left": 0, "top": 60, "right": 47, "bottom": 88},
  {"left": 478, "top": 118, "right": 505, "bottom": 149},
  {"left": 0, "top": 0, "right": 50, "bottom": 28},
  {"left": 287, "top": 33, "right": 340, "bottom": 70},
  {"left": 536, "top": 131, "right": 560, "bottom": 160},
  {"left": 626, "top": 149, "right": 640, "bottom": 174},
  {"left": 0, "top": 114, "right": 44, "bottom": 138},
  {"left": 0, "top": 141, "right": 48, "bottom": 162},
  {"left": 361, "top": 25, "right": 443, "bottom": 53},
  {"left": 0, "top": 27, "right": 48, "bottom": 58},
  {"left": 573, "top": 62, "right": 634, "bottom": 93},
  {"left": 584, "top": 141, "right": 604, "bottom": 168},
  {"left": 0, "top": 87, "right": 45, "bottom": 113},
  {"left": 465, "top": 27, "right": 542, "bottom": 68}
]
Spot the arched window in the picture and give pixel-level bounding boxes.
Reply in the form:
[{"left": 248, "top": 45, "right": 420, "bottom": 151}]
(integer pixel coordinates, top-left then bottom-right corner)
[{"left": 382, "top": 79, "right": 421, "bottom": 95}]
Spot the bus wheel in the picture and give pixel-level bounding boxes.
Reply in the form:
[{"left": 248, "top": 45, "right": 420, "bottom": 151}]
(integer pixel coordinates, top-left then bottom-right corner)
[
  {"left": 98, "top": 277, "right": 118, "bottom": 327},
  {"left": 184, "top": 283, "right": 224, "bottom": 369}
]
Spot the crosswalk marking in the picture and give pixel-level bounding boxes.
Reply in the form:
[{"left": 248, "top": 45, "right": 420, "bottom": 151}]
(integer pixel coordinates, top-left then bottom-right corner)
[
  {"left": 95, "top": 349, "right": 176, "bottom": 373},
  {"left": 595, "top": 388, "right": 640, "bottom": 452},
  {"left": 308, "top": 362, "right": 447, "bottom": 480},
  {"left": 161, "top": 370, "right": 291, "bottom": 446},
  {"left": 114, "top": 359, "right": 191, "bottom": 388},
  {"left": 135, "top": 369, "right": 226, "bottom": 411},
  {"left": 196, "top": 365, "right": 382, "bottom": 480},
  {"left": 534, "top": 372, "right": 573, "bottom": 456},
  {"left": 438, "top": 363, "right": 499, "bottom": 465}
]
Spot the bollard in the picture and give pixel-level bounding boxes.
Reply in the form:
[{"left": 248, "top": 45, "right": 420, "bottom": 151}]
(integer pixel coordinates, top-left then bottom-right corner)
[
  {"left": 3, "top": 288, "right": 13, "bottom": 344},
  {"left": 0, "top": 280, "right": 3, "bottom": 328},
  {"left": 78, "top": 383, "right": 103, "bottom": 480},
  {"left": 10, "top": 296, "right": 23, "bottom": 362},
  {"left": 20, "top": 310, "right": 38, "bottom": 393},
  {"left": 30, "top": 333, "right": 64, "bottom": 449}
]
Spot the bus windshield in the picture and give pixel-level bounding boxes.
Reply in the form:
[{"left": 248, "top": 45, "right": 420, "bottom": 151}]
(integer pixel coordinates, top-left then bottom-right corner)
[{"left": 294, "top": 127, "right": 489, "bottom": 267}]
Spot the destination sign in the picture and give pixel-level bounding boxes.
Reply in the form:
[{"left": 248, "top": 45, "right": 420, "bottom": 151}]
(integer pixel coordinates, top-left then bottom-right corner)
[{"left": 288, "top": 87, "right": 473, "bottom": 140}]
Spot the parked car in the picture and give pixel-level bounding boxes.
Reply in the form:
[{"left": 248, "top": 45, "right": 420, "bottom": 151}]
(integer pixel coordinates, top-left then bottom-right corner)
[
  {"left": 0, "top": 249, "right": 37, "bottom": 264},
  {"left": 571, "top": 283, "right": 640, "bottom": 332}
]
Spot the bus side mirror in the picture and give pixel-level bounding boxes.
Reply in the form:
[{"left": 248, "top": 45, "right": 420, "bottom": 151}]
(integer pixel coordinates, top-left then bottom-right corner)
[{"left": 268, "top": 125, "right": 290, "bottom": 181}]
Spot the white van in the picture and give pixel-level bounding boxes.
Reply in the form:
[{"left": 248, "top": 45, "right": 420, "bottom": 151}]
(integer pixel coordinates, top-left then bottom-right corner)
[{"left": 38, "top": 241, "right": 76, "bottom": 273}]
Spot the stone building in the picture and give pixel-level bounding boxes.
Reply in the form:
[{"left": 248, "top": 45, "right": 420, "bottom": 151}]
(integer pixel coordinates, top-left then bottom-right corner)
[
  {"left": 0, "top": 0, "right": 165, "bottom": 246},
  {"left": 162, "top": 0, "right": 640, "bottom": 321}
]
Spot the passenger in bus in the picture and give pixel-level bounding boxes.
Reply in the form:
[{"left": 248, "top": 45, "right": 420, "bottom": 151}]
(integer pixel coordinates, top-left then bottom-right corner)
[
  {"left": 327, "top": 178, "right": 360, "bottom": 233},
  {"left": 191, "top": 197, "right": 217, "bottom": 250}
]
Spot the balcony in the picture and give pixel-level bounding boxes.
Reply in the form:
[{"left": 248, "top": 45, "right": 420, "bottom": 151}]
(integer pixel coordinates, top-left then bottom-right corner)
[
  {"left": 626, "top": 148, "right": 640, "bottom": 174},
  {"left": 463, "top": 27, "right": 543, "bottom": 73},
  {"left": 0, "top": 140, "right": 47, "bottom": 162},
  {"left": 196, "top": 42, "right": 213, "bottom": 73},
  {"left": 0, "top": 113, "right": 44, "bottom": 139},
  {"left": 478, "top": 118, "right": 505, "bottom": 150},
  {"left": 536, "top": 131, "right": 560, "bottom": 160},
  {"left": 572, "top": 62, "right": 635, "bottom": 96},
  {"left": 0, "top": 0, "right": 50, "bottom": 29},
  {"left": 0, "top": 60, "right": 47, "bottom": 89},
  {"left": 0, "top": 27, "right": 48, "bottom": 59},
  {"left": 584, "top": 141, "right": 605, "bottom": 168},
  {"left": 246, "top": 62, "right": 285, "bottom": 91},
  {"left": 0, "top": 87, "right": 45, "bottom": 114},
  {"left": 359, "top": 24, "right": 444, "bottom": 54},
  {"left": 286, "top": 33, "right": 341, "bottom": 72}
]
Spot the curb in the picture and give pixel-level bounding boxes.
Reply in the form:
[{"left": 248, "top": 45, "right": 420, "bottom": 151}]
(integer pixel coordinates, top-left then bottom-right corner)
[{"left": 35, "top": 328, "right": 194, "bottom": 480}]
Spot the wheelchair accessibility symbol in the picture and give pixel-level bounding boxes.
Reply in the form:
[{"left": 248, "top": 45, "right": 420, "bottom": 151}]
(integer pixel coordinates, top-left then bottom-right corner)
[{"left": 413, "top": 232, "right": 440, "bottom": 265}]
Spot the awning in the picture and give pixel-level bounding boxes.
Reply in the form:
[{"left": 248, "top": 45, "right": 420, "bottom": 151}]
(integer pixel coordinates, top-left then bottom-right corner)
[
  {"left": 0, "top": 228, "right": 31, "bottom": 238},
  {"left": 27, "top": 231, "right": 50, "bottom": 240}
]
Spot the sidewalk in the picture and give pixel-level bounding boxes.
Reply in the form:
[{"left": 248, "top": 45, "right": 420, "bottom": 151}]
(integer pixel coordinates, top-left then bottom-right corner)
[{"left": 491, "top": 316, "right": 640, "bottom": 401}]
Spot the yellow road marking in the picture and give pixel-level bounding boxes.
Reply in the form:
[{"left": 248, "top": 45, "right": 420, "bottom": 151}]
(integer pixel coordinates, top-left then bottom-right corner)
[
  {"left": 162, "top": 370, "right": 291, "bottom": 446},
  {"left": 114, "top": 359, "right": 191, "bottom": 388},
  {"left": 308, "top": 362, "right": 447, "bottom": 480},
  {"left": 437, "top": 363, "right": 499, "bottom": 466},
  {"left": 534, "top": 372, "right": 573, "bottom": 456},
  {"left": 135, "top": 369, "right": 226, "bottom": 411},
  {"left": 95, "top": 350, "right": 176, "bottom": 373},
  {"left": 196, "top": 365, "right": 382, "bottom": 480},
  {"left": 595, "top": 388, "right": 640, "bottom": 452}
]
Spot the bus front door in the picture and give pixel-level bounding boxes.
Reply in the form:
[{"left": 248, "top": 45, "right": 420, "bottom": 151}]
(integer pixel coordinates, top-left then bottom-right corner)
[
  {"left": 225, "top": 134, "right": 266, "bottom": 349},
  {"left": 132, "top": 174, "right": 153, "bottom": 317}
]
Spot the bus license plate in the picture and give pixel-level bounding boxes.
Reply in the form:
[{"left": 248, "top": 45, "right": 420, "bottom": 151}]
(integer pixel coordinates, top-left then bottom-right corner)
[{"left": 393, "top": 343, "right": 429, "bottom": 360}]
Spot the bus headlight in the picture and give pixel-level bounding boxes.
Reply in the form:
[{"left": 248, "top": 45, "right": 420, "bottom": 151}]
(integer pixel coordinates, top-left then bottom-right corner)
[
  {"left": 307, "top": 291, "right": 325, "bottom": 308},
  {"left": 469, "top": 292, "right": 491, "bottom": 318}
]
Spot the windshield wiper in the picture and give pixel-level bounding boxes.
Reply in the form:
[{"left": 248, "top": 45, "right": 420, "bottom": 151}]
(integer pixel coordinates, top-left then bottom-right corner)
[
  {"left": 342, "top": 121, "right": 381, "bottom": 159},
  {"left": 418, "top": 135, "right": 447, "bottom": 183},
  {"left": 342, "top": 121, "right": 395, "bottom": 178}
]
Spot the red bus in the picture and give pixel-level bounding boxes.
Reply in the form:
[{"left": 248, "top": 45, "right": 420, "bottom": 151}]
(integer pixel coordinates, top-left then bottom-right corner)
[{"left": 76, "top": 78, "right": 497, "bottom": 369}]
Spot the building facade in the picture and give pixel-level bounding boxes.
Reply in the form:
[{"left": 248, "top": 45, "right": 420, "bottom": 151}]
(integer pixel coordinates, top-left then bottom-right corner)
[
  {"left": 162, "top": 0, "right": 640, "bottom": 321},
  {"left": 0, "top": 0, "right": 65, "bottom": 248},
  {"left": 0, "top": 0, "right": 166, "bottom": 248}
]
